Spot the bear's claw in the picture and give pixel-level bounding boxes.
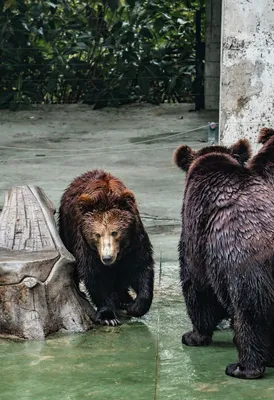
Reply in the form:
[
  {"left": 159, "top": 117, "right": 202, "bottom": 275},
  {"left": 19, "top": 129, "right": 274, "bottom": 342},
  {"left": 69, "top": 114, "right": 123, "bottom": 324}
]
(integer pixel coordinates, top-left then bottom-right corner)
[
  {"left": 96, "top": 308, "right": 121, "bottom": 326},
  {"left": 98, "top": 318, "right": 121, "bottom": 327}
]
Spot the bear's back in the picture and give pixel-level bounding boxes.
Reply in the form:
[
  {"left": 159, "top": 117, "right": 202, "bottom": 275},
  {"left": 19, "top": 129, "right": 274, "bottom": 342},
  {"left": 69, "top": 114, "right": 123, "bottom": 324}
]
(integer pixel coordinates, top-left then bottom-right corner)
[{"left": 183, "top": 154, "right": 274, "bottom": 271}]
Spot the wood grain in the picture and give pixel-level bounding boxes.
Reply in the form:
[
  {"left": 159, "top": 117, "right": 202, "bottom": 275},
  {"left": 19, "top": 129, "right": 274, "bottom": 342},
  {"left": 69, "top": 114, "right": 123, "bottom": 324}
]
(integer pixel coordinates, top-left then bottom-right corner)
[{"left": 0, "top": 186, "right": 95, "bottom": 340}]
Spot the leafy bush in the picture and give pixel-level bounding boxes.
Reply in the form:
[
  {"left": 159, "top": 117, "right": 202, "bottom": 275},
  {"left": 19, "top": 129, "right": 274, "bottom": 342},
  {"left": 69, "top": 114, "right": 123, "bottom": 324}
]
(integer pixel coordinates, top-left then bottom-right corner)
[{"left": 0, "top": 0, "right": 204, "bottom": 109}]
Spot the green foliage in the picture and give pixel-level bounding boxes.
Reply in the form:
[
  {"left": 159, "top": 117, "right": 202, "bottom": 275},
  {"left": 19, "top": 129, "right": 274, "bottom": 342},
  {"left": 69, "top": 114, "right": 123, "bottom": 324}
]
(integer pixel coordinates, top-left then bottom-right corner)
[{"left": 0, "top": 0, "right": 204, "bottom": 109}]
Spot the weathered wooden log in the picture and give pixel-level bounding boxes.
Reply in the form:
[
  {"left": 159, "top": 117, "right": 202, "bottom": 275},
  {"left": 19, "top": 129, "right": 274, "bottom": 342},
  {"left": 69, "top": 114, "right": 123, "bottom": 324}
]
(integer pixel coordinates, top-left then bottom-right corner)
[{"left": 0, "top": 186, "right": 95, "bottom": 340}]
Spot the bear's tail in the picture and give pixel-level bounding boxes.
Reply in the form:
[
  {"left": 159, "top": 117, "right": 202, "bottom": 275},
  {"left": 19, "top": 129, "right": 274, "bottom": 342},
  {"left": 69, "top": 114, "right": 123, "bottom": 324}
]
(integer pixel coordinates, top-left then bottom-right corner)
[{"left": 258, "top": 127, "right": 274, "bottom": 144}]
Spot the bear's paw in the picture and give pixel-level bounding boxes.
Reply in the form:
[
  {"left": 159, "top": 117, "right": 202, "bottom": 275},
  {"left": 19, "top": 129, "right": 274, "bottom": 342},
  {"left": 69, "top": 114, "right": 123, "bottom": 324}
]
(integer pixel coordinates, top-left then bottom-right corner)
[{"left": 225, "top": 362, "right": 265, "bottom": 379}]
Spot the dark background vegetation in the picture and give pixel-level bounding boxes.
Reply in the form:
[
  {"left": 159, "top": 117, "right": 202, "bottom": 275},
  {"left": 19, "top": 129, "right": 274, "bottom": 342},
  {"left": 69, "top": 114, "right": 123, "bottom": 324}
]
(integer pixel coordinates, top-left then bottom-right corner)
[{"left": 0, "top": 0, "right": 205, "bottom": 110}]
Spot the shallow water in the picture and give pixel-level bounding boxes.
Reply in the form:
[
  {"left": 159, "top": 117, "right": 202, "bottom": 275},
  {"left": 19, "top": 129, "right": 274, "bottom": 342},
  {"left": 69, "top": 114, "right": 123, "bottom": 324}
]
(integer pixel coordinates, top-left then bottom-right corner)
[{"left": 1, "top": 263, "right": 274, "bottom": 400}]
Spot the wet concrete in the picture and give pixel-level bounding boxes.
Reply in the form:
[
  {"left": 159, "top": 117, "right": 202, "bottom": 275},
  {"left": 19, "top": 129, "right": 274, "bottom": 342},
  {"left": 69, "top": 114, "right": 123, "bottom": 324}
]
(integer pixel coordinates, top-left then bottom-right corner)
[
  {"left": 0, "top": 103, "right": 273, "bottom": 399},
  {"left": 1, "top": 263, "right": 274, "bottom": 400}
]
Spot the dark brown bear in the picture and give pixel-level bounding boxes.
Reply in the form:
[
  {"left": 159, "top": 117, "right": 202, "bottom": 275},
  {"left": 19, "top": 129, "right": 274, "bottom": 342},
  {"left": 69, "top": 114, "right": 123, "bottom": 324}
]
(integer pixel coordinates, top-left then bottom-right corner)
[
  {"left": 174, "top": 130, "right": 274, "bottom": 379},
  {"left": 59, "top": 169, "right": 154, "bottom": 326}
]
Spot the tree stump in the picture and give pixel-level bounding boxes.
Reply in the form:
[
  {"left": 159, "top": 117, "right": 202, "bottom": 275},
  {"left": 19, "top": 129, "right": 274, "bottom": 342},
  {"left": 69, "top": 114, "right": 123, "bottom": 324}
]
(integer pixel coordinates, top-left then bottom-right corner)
[{"left": 0, "top": 186, "right": 95, "bottom": 340}]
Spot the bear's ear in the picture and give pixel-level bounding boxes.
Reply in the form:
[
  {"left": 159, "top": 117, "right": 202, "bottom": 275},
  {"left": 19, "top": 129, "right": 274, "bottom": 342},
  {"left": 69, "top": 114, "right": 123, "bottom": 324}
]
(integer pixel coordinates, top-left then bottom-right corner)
[
  {"left": 173, "top": 145, "right": 196, "bottom": 172},
  {"left": 230, "top": 138, "right": 252, "bottom": 165},
  {"left": 258, "top": 127, "right": 274, "bottom": 144},
  {"left": 118, "top": 190, "right": 136, "bottom": 211},
  {"left": 77, "top": 193, "right": 97, "bottom": 213},
  {"left": 248, "top": 128, "right": 274, "bottom": 178}
]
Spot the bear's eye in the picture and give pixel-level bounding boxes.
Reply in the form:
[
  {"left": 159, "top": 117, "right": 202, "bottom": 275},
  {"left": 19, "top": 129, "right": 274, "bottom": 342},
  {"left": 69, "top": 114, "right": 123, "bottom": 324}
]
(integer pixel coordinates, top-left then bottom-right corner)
[
  {"left": 111, "top": 231, "right": 118, "bottom": 237},
  {"left": 95, "top": 233, "right": 101, "bottom": 239}
]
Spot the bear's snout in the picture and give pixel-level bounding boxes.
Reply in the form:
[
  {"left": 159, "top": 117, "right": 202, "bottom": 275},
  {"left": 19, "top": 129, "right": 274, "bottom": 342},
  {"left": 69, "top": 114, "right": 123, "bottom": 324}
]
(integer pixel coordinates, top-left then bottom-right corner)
[
  {"left": 99, "top": 236, "right": 118, "bottom": 266},
  {"left": 101, "top": 255, "right": 115, "bottom": 265}
]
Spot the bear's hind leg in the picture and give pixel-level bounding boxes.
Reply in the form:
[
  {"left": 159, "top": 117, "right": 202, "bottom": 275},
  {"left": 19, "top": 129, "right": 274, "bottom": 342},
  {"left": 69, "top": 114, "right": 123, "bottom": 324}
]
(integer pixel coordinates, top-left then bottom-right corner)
[
  {"left": 182, "top": 282, "right": 227, "bottom": 346},
  {"left": 226, "top": 271, "right": 273, "bottom": 379},
  {"left": 182, "top": 281, "right": 227, "bottom": 346},
  {"left": 266, "top": 319, "right": 274, "bottom": 367},
  {"left": 226, "top": 310, "right": 268, "bottom": 379}
]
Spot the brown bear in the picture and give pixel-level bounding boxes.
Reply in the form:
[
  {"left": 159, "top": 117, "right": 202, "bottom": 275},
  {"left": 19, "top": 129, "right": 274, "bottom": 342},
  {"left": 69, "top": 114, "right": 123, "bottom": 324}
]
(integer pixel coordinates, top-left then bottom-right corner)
[
  {"left": 58, "top": 169, "right": 154, "bottom": 326},
  {"left": 174, "top": 129, "right": 274, "bottom": 379}
]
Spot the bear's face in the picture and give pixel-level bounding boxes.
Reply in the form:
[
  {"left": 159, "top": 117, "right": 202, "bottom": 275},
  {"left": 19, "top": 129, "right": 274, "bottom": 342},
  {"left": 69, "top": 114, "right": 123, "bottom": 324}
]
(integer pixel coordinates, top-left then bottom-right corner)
[
  {"left": 77, "top": 189, "right": 137, "bottom": 266},
  {"left": 81, "top": 209, "right": 135, "bottom": 265}
]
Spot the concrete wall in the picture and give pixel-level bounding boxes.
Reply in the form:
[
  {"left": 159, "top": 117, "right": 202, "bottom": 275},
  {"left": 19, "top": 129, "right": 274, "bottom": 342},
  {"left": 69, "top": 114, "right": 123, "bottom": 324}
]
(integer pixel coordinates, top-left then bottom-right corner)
[
  {"left": 204, "top": 0, "right": 222, "bottom": 110},
  {"left": 219, "top": 0, "right": 274, "bottom": 150}
]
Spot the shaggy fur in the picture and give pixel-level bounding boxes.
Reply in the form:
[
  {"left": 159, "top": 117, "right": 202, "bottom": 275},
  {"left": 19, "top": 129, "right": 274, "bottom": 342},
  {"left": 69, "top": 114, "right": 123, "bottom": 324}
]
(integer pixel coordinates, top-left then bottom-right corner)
[
  {"left": 59, "top": 169, "right": 154, "bottom": 326},
  {"left": 174, "top": 130, "right": 274, "bottom": 379}
]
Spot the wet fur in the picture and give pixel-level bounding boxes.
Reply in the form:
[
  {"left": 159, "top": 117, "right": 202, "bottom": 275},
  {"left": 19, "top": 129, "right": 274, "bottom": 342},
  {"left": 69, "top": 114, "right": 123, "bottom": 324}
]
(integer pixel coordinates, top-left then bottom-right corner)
[
  {"left": 174, "top": 130, "right": 274, "bottom": 379},
  {"left": 59, "top": 169, "right": 154, "bottom": 326}
]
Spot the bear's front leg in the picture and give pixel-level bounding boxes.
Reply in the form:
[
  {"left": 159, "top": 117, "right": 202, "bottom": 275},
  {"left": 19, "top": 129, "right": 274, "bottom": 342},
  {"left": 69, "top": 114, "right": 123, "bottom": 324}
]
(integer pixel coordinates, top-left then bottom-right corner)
[
  {"left": 127, "top": 266, "right": 154, "bottom": 317},
  {"left": 118, "top": 290, "right": 135, "bottom": 310},
  {"left": 85, "top": 280, "right": 121, "bottom": 326},
  {"left": 96, "top": 291, "right": 122, "bottom": 326},
  {"left": 182, "top": 281, "right": 227, "bottom": 347}
]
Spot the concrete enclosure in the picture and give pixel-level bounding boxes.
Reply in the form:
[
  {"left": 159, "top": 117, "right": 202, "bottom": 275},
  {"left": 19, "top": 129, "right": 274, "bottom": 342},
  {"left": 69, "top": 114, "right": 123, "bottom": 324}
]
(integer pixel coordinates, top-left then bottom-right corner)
[{"left": 219, "top": 0, "right": 274, "bottom": 149}]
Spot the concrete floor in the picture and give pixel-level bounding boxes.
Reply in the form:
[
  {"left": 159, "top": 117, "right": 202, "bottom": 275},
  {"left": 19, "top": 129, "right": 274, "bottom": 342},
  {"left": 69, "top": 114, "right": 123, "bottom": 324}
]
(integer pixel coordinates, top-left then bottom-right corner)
[{"left": 0, "top": 103, "right": 274, "bottom": 399}]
